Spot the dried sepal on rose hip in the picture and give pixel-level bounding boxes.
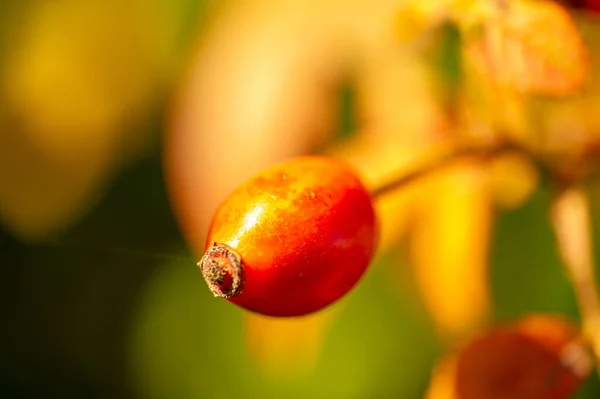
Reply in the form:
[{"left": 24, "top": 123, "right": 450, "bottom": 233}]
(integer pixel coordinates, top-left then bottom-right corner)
[
  {"left": 426, "top": 314, "right": 592, "bottom": 399},
  {"left": 198, "top": 156, "right": 378, "bottom": 317}
]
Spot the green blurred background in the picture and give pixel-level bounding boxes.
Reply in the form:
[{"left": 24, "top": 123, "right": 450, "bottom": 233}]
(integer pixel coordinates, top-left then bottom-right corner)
[{"left": 1, "top": 1, "right": 600, "bottom": 398}]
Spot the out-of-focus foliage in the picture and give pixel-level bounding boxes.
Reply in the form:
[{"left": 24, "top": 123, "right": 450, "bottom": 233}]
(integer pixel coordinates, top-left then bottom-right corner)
[
  {"left": 461, "top": 0, "right": 589, "bottom": 96},
  {"left": 129, "top": 253, "right": 439, "bottom": 399},
  {"left": 242, "top": 308, "right": 338, "bottom": 378},
  {"left": 410, "top": 159, "right": 492, "bottom": 338},
  {"left": 0, "top": 0, "right": 210, "bottom": 241}
]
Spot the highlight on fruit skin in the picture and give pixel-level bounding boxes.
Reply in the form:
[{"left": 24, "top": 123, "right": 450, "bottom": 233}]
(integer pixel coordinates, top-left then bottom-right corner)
[
  {"left": 425, "top": 314, "right": 592, "bottom": 399},
  {"left": 198, "top": 156, "right": 378, "bottom": 317}
]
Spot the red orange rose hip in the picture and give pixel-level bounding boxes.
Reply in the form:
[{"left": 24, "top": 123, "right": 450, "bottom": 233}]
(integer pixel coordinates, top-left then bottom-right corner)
[{"left": 199, "top": 156, "right": 378, "bottom": 317}]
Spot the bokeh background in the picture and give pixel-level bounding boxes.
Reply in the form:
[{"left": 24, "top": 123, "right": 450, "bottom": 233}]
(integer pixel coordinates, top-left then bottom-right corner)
[{"left": 1, "top": 0, "right": 600, "bottom": 398}]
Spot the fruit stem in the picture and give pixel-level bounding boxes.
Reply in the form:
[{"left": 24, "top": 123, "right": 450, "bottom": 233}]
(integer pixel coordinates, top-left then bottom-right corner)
[
  {"left": 199, "top": 242, "right": 244, "bottom": 298},
  {"left": 369, "top": 141, "right": 527, "bottom": 199},
  {"left": 550, "top": 186, "right": 600, "bottom": 374}
]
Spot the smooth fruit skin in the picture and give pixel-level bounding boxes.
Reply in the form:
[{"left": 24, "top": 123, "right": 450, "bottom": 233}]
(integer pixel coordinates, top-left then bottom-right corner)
[{"left": 200, "top": 156, "right": 378, "bottom": 317}]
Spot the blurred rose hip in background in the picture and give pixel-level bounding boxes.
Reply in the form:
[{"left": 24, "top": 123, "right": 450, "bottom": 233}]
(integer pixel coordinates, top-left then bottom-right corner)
[{"left": 2, "top": 0, "right": 600, "bottom": 398}]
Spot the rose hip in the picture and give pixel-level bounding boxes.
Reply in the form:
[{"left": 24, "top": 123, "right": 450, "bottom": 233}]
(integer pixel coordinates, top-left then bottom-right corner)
[{"left": 199, "top": 156, "right": 377, "bottom": 317}]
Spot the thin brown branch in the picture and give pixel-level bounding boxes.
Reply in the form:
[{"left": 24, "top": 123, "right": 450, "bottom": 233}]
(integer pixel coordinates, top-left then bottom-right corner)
[
  {"left": 369, "top": 141, "right": 464, "bottom": 198},
  {"left": 369, "top": 140, "right": 532, "bottom": 199}
]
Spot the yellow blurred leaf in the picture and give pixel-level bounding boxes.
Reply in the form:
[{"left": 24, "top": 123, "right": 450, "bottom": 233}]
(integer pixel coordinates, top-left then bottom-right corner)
[
  {"left": 425, "top": 355, "right": 459, "bottom": 399},
  {"left": 3, "top": 0, "right": 174, "bottom": 156},
  {"left": 0, "top": 124, "right": 113, "bottom": 241},
  {"left": 522, "top": 16, "right": 600, "bottom": 163},
  {"left": 243, "top": 309, "right": 336, "bottom": 378},
  {"left": 396, "top": 0, "right": 456, "bottom": 42},
  {"left": 410, "top": 159, "right": 492, "bottom": 339},
  {"left": 486, "top": 151, "right": 538, "bottom": 209},
  {"left": 461, "top": 0, "right": 589, "bottom": 96},
  {"left": 458, "top": 14, "right": 600, "bottom": 167},
  {"left": 0, "top": 0, "right": 179, "bottom": 240}
]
